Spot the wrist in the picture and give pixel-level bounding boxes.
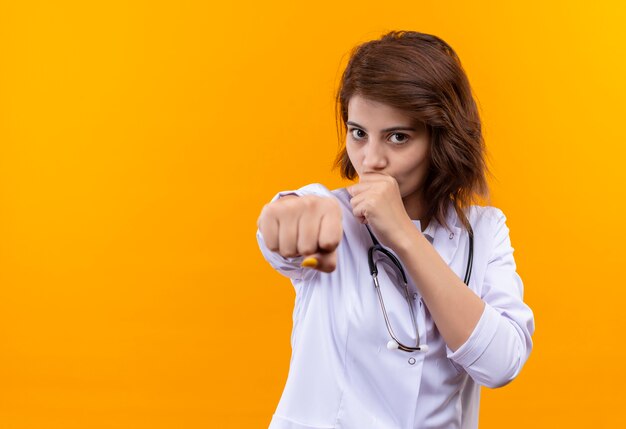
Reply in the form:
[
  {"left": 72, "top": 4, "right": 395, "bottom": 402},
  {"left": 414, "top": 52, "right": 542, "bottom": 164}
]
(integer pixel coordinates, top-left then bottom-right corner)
[{"left": 395, "top": 219, "right": 422, "bottom": 256}]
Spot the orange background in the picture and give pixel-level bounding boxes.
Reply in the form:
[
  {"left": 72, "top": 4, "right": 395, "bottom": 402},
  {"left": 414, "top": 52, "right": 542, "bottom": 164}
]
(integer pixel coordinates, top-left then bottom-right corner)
[{"left": 1, "top": 1, "right": 625, "bottom": 427}]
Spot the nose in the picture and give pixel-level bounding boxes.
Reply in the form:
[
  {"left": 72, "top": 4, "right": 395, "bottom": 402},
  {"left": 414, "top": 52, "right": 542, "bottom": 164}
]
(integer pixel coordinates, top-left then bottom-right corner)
[{"left": 362, "top": 138, "right": 388, "bottom": 171}]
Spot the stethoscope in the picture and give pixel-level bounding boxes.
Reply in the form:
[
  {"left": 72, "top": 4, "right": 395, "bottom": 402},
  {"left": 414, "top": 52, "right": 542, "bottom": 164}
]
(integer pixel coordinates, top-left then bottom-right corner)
[{"left": 365, "top": 219, "right": 474, "bottom": 353}]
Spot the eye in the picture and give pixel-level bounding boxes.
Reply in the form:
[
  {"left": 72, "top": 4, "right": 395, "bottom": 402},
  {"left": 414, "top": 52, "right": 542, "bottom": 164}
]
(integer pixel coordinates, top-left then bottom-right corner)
[
  {"left": 349, "top": 128, "right": 367, "bottom": 140},
  {"left": 389, "top": 133, "right": 409, "bottom": 144}
]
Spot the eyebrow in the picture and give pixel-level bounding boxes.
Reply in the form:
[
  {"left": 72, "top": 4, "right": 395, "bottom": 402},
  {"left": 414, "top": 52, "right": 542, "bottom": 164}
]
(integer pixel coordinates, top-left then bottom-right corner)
[{"left": 346, "top": 121, "right": 417, "bottom": 133}]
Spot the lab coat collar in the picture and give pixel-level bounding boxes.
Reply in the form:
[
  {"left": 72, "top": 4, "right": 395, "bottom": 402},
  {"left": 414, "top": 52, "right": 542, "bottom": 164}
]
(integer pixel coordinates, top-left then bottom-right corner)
[
  {"left": 416, "top": 201, "right": 463, "bottom": 266},
  {"left": 436, "top": 201, "right": 463, "bottom": 266}
]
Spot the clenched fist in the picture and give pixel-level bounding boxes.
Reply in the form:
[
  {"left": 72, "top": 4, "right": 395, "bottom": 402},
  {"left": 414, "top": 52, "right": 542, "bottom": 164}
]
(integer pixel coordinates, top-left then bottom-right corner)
[{"left": 257, "top": 195, "right": 343, "bottom": 273}]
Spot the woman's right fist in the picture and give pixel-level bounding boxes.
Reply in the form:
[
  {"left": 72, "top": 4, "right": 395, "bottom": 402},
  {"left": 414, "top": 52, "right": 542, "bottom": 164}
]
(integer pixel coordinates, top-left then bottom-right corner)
[{"left": 257, "top": 195, "right": 343, "bottom": 273}]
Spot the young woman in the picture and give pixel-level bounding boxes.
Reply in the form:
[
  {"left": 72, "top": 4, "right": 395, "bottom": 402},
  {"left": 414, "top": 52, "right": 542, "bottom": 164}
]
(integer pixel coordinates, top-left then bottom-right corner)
[{"left": 256, "top": 30, "right": 535, "bottom": 429}]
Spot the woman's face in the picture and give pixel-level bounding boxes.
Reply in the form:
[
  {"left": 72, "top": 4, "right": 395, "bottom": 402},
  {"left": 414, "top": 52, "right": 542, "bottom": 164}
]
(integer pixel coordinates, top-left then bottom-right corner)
[{"left": 345, "top": 94, "right": 431, "bottom": 201}]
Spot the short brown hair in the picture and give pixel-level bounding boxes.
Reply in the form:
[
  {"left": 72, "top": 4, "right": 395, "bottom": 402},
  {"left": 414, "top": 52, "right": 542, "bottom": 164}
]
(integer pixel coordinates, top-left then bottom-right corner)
[{"left": 333, "top": 30, "right": 492, "bottom": 233}]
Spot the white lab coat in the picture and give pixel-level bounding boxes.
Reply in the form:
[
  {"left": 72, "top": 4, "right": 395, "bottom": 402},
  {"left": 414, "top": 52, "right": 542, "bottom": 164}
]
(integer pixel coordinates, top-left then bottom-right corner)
[{"left": 256, "top": 183, "right": 535, "bottom": 429}]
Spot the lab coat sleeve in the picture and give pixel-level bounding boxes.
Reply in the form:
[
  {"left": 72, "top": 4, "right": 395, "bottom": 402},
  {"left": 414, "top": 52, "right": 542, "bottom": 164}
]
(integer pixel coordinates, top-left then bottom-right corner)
[
  {"left": 445, "top": 208, "right": 535, "bottom": 388},
  {"left": 256, "top": 183, "right": 336, "bottom": 281}
]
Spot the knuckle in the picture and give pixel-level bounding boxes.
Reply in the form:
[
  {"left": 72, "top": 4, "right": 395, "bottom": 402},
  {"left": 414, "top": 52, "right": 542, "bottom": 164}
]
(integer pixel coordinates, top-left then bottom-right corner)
[
  {"left": 319, "top": 238, "right": 339, "bottom": 251},
  {"left": 301, "top": 195, "right": 316, "bottom": 207},
  {"left": 298, "top": 241, "right": 316, "bottom": 257},
  {"left": 325, "top": 200, "right": 342, "bottom": 218},
  {"left": 281, "top": 249, "right": 298, "bottom": 258},
  {"left": 300, "top": 244, "right": 317, "bottom": 256},
  {"left": 324, "top": 261, "right": 337, "bottom": 272},
  {"left": 297, "top": 195, "right": 319, "bottom": 210},
  {"left": 322, "top": 196, "right": 336, "bottom": 207},
  {"left": 264, "top": 202, "right": 280, "bottom": 218},
  {"left": 277, "top": 197, "right": 299, "bottom": 211}
]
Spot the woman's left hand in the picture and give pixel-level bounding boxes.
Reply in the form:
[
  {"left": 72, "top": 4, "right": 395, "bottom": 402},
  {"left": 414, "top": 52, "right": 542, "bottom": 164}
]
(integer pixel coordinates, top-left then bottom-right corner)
[{"left": 347, "top": 172, "right": 414, "bottom": 250}]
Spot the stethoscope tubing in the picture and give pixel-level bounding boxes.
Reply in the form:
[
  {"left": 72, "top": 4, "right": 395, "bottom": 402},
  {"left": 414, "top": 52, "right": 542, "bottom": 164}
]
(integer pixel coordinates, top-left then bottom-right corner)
[{"left": 365, "top": 216, "right": 474, "bottom": 353}]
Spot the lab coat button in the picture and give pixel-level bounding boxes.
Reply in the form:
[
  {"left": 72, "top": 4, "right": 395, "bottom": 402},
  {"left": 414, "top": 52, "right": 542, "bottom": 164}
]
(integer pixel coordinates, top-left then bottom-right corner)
[
  {"left": 449, "top": 232, "right": 454, "bottom": 239},
  {"left": 408, "top": 357, "right": 416, "bottom": 365},
  {"left": 413, "top": 293, "right": 418, "bottom": 300}
]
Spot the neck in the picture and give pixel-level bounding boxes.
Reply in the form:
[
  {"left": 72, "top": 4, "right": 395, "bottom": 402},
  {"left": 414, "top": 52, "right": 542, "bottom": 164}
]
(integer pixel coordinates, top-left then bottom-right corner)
[{"left": 403, "top": 192, "right": 430, "bottom": 232}]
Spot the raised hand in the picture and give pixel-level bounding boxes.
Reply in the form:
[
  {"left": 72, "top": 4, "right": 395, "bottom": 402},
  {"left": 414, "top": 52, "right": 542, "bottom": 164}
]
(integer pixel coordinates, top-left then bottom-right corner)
[{"left": 257, "top": 195, "right": 343, "bottom": 273}]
